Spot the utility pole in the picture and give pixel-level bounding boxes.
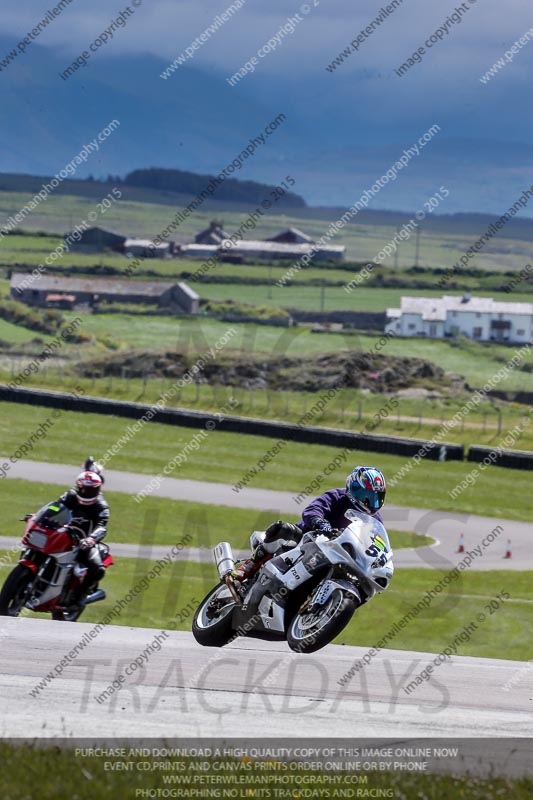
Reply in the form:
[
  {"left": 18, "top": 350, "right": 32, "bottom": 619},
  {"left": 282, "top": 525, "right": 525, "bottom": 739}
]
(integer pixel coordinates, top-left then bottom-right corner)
[
  {"left": 394, "top": 226, "right": 400, "bottom": 269},
  {"left": 414, "top": 226, "right": 421, "bottom": 267}
]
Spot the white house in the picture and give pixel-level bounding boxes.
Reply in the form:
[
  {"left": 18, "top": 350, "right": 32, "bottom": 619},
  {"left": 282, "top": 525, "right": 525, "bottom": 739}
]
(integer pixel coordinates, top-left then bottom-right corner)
[{"left": 385, "top": 294, "right": 533, "bottom": 343}]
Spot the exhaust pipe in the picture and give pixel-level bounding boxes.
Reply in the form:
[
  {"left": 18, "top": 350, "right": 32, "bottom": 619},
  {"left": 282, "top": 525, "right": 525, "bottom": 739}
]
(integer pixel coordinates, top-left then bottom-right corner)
[
  {"left": 214, "top": 542, "right": 241, "bottom": 605},
  {"left": 214, "top": 542, "right": 235, "bottom": 579},
  {"left": 82, "top": 589, "right": 106, "bottom": 606}
]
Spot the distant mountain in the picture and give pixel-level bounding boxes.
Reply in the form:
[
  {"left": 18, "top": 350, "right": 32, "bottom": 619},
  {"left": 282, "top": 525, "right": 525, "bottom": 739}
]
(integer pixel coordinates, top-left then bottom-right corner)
[
  {"left": 123, "top": 168, "right": 305, "bottom": 207},
  {"left": 1, "top": 35, "right": 533, "bottom": 216}
]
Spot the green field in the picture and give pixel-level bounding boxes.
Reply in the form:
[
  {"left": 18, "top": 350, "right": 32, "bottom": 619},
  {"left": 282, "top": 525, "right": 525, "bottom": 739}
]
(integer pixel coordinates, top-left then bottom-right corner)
[
  {"left": 4, "top": 367, "right": 533, "bottom": 450},
  {"left": 1, "top": 195, "right": 532, "bottom": 539},
  {"left": 0, "top": 401, "right": 531, "bottom": 521},
  {"left": 195, "top": 281, "right": 533, "bottom": 313},
  {"left": 1, "top": 552, "right": 529, "bottom": 660},
  {"left": 2, "top": 185, "right": 533, "bottom": 271},
  {"left": 2, "top": 233, "right": 533, "bottom": 307},
  {"left": 0, "top": 316, "right": 47, "bottom": 346},
  {"left": 32, "top": 311, "right": 530, "bottom": 392},
  {"left": 0, "top": 478, "right": 430, "bottom": 551}
]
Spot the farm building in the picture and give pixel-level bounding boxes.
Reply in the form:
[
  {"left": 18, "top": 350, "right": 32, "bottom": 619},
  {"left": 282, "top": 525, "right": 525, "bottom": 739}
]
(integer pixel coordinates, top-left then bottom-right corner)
[
  {"left": 10, "top": 273, "right": 200, "bottom": 314},
  {"left": 267, "top": 227, "right": 313, "bottom": 244},
  {"left": 195, "top": 221, "right": 230, "bottom": 245},
  {"left": 44, "top": 293, "right": 76, "bottom": 310},
  {"left": 189, "top": 223, "right": 345, "bottom": 262},
  {"left": 66, "top": 227, "right": 126, "bottom": 253},
  {"left": 385, "top": 294, "right": 533, "bottom": 343},
  {"left": 181, "top": 243, "right": 219, "bottom": 259},
  {"left": 216, "top": 239, "right": 345, "bottom": 263},
  {"left": 124, "top": 238, "right": 173, "bottom": 258},
  {"left": 183, "top": 240, "right": 345, "bottom": 263}
]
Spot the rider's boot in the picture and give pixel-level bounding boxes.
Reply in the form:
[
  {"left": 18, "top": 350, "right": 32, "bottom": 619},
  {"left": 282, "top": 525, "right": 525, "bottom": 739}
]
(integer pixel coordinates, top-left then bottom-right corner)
[{"left": 232, "top": 544, "right": 272, "bottom": 582}]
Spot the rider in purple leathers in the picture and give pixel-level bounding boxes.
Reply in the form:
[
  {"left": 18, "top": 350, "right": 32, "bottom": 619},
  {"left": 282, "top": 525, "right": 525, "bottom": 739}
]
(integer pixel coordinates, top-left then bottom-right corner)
[{"left": 233, "top": 465, "right": 386, "bottom": 582}]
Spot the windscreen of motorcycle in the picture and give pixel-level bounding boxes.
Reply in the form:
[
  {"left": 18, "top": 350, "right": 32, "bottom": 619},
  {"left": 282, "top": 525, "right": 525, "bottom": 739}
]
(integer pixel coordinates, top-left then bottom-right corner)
[
  {"left": 32, "top": 502, "right": 72, "bottom": 530},
  {"left": 343, "top": 508, "right": 391, "bottom": 564}
]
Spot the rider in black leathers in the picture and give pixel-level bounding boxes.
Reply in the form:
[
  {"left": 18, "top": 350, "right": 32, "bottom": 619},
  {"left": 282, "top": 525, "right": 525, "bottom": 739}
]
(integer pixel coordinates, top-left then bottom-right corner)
[{"left": 60, "top": 462, "right": 109, "bottom": 605}]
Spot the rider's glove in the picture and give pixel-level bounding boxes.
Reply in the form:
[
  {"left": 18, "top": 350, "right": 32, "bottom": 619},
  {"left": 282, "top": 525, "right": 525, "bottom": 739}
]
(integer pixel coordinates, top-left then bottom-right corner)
[
  {"left": 78, "top": 537, "right": 96, "bottom": 550},
  {"left": 311, "top": 517, "right": 333, "bottom": 534}
]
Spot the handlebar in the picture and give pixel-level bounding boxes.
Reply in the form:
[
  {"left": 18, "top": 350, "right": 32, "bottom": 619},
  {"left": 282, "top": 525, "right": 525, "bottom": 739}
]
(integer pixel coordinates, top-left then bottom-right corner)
[{"left": 65, "top": 519, "right": 90, "bottom": 539}]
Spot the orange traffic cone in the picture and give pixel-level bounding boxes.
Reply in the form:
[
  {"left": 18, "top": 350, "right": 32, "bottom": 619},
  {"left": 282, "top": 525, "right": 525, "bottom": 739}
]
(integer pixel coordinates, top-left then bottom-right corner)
[
  {"left": 457, "top": 533, "right": 465, "bottom": 553},
  {"left": 504, "top": 539, "right": 512, "bottom": 559}
]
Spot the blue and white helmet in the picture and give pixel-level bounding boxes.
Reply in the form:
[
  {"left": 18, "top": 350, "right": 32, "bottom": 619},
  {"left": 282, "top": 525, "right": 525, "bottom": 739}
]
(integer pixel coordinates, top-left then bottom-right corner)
[{"left": 346, "top": 466, "right": 386, "bottom": 515}]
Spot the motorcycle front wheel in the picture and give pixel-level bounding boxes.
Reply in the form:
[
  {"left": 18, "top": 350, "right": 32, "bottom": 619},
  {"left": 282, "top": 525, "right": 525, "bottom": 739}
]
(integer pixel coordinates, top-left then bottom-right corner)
[
  {"left": 51, "top": 582, "right": 95, "bottom": 622},
  {"left": 286, "top": 588, "right": 357, "bottom": 654},
  {"left": 192, "top": 583, "right": 237, "bottom": 647},
  {"left": 0, "top": 565, "right": 33, "bottom": 617}
]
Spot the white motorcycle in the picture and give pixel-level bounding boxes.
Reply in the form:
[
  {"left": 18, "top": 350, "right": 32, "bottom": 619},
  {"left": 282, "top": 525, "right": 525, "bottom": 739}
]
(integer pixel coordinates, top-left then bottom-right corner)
[{"left": 192, "top": 509, "right": 394, "bottom": 654}]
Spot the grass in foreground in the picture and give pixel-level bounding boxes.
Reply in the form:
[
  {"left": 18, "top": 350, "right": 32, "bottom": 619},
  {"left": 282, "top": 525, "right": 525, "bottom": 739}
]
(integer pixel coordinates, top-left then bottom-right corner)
[
  {"left": 1, "top": 554, "right": 530, "bottom": 660},
  {"left": 0, "top": 402, "right": 532, "bottom": 522},
  {"left": 0, "top": 742, "right": 530, "bottom": 800}
]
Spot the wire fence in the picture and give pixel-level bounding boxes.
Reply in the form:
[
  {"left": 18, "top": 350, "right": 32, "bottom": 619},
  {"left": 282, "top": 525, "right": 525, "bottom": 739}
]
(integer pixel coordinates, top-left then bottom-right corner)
[{"left": 2, "top": 359, "right": 531, "bottom": 446}]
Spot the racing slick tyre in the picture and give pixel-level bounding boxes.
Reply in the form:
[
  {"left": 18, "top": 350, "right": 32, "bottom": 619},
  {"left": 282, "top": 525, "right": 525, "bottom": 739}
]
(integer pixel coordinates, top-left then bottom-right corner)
[
  {"left": 0, "top": 565, "right": 33, "bottom": 617},
  {"left": 286, "top": 588, "right": 357, "bottom": 654},
  {"left": 192, "top": 583, "right": 237, "bottom": 647}
]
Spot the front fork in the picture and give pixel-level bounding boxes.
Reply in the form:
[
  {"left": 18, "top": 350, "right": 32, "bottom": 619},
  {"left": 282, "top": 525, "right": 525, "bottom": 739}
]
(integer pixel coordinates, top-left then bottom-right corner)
[{"left": 303, "top": 571, "right": 361, "bottom": 615}]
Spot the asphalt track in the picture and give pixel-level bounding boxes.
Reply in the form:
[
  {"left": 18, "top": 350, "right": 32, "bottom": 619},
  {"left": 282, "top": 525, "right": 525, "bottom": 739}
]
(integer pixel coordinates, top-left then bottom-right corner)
[
  {"left": 0, "top": 618, "right": 531, "bottom": 752},
  {"left": 0, "top": 461, "right": 531, "bottom": 766},
  {"left": 0, "top": 457, "right": 530, "bottom": 570}
]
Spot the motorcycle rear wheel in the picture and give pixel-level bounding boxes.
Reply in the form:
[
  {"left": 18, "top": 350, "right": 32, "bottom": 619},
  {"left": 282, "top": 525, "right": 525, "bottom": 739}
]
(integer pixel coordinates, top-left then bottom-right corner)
[
  {"left": 192, "top": 583, "right": 237, "bottom": 647},
  {"left": 287, "top": 588, "right": 357, "bottom": 654},
  {"left": 0, "top": 565, "right": 33, "bottom": 617}
]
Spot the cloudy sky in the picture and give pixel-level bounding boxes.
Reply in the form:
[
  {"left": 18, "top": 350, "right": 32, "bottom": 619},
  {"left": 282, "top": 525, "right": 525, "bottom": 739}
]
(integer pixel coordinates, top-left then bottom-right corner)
[{"left": 1, "top": 0, "right": 532, "bottom": 211}]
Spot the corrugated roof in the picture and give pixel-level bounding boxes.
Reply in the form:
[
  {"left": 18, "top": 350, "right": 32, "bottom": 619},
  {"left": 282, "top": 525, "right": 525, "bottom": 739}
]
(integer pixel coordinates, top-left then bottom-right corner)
[
  {"left": 11, "top": 272, "right": 177, "bottom": 297},
  {"left": 268, "top": 227, "right": 313, "bottom": 243},
  {"left": 220, "top": 240, "right": 345, "bottom": 254},
  {"left": 182, "top": 244, "right": 218, "bottom": 253},
  {"left": 124, "top": 238, "right": 170, "bottom": 249}
]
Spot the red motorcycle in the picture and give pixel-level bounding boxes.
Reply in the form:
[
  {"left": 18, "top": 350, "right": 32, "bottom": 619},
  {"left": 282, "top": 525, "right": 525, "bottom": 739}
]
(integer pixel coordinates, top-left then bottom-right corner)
[{"left": 0, "top": 500, "right": 113, "bottom": 622}]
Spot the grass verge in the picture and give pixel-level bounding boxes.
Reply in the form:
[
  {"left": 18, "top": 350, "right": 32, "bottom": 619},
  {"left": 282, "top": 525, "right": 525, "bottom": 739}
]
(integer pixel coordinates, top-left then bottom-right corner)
[
  {"left": 3, "top": 372, "right": 532, "bottom": 450},
  {"left": 0, "top": 402, "right": 531, "bottom": 521},
  {"left": 0, "top": 479, "right": 274, "bottom": 550},
  {"left": 1, "top": 553, "right": 530, "bottom": 660},
  {"left": 0, "top": 478, "right": 430, "bottom": 551}
]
